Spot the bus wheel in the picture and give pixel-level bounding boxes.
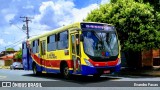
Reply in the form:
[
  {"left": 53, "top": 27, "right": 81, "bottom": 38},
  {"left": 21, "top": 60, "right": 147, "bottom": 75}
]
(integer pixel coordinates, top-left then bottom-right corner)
[
  {"left": 93, "top": 73, "right": 101, "bottom": 78},
  {"left": 62, "top": 64, "right": 70, "bottom": 79},
  {"left": 33, "top": 64, "right": 41, "bottom": 75}
]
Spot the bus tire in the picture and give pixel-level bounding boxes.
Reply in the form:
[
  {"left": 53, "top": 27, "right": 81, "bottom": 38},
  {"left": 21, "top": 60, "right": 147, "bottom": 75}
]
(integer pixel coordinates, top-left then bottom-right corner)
[
  {"left": 62, "top": 63, "right": 70, "bottom": 79},
  {"left": 32, "top": 63, "right": 41, "bottom": 75},
  {"left": 93, "top": 73, "right": 101, "bottom": 78}
]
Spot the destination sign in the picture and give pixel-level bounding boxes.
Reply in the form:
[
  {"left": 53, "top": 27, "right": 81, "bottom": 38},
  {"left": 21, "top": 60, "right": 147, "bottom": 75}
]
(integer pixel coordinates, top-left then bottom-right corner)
[{"left": 81, "top": 23, "right": 115, "bottom": 31}]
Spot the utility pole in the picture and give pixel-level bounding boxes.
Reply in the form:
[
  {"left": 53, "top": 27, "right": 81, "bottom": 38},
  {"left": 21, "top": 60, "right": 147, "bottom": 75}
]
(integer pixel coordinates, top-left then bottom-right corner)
[{"left": 20, "top": 16, "right": 32, "bottom": 39}]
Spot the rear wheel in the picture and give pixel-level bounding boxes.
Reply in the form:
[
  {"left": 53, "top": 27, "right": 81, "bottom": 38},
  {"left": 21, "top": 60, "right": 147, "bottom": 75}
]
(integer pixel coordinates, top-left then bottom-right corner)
[
  {"left": 33, "top": 64, "right": 41, "bottom": 75},
  {"left": 61, "top": 63, "right": 71, "bottom": 79}
]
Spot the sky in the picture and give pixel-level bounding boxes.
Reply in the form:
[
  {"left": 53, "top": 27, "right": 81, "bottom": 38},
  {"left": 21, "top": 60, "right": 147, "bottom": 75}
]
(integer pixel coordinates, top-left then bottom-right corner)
[{"left": 0, "top": 0, "right": 110, "bottom": 52}]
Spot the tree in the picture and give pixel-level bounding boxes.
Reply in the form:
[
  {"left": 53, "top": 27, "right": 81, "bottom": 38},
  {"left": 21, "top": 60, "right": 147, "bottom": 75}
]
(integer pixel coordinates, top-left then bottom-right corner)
[
  {"left": 14, "top": 48, "right": 22, "bottom": 59},
  {"left": 6, "top": 48, "right": 15, "bottom": 51},
  {"left": 135, "top": 0, "right": 160, "bottom": 12},
  {"left": 86, "top": 0, "right": 160, "bottom": 68}
]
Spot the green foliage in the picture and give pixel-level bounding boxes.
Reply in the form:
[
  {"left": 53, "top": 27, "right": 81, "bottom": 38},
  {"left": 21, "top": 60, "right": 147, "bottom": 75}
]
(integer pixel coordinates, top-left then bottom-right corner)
[
  {"left": 110, "top": 0, "right": 118, "bottom": 3},
  {"left": 14, "top": 48, "right": 22, "bottom": 59},
  {"left": 136, "top": 0, "right": 160, "bottom": 12},
  {"left": 86, "top": 0, "right": 160, "bottom": 52},
  {"left": 6, "top": 48, "right": 15, "bottom": 51}
]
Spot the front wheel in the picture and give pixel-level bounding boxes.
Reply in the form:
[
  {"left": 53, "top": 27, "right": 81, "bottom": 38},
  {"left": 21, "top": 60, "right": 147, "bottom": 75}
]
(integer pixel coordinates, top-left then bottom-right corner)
[
  {"left": 93, "top": 73, "right": 102, "bottom": 78},
  {"left": 62, "top": 64, "right": 71, "bottom": 79}
]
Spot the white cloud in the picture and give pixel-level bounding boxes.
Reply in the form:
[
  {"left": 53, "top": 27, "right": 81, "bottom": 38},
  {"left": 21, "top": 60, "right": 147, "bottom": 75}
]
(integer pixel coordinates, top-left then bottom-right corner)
[
  {"left": 101, "top": 0, "right": 110, "bottom": 4},
  {"left": 1, "top": 9, "right": 9, "bottom": 14},
  {"left": 5, "top": 14, "right": 15, "bottom": 22},
  {"left": 4, "top": 31, "right": 10, "bottom": 35},
  {"left": 34, "top": 0, "right": 99, "bottom": 28},
  {"left": 0, "top": 38, "right": 12, "bottom": 49},
  {"left": 0, "top": 39, "right": 5, "bottom": 45},
  {"left": 1, "top": 24, "right": 26, "bottom": 48},
  {"left": 71, "top": 4, "right": 98, "bottom": 23}
]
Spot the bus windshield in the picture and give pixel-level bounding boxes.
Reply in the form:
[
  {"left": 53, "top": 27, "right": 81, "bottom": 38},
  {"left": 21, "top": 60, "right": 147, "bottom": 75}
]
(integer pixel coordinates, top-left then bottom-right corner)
[{"left": 82, "top": 30, "right": 118, "bottom": 57}]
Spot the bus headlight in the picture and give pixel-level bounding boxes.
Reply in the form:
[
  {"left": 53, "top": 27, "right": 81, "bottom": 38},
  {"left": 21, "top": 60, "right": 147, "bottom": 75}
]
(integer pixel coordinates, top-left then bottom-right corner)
[
  {"left": 117, "top": 58, "right": 121, "bottom": 65},
  {"left": 84, "top": 59, "right": 93, "bottom": 67}
]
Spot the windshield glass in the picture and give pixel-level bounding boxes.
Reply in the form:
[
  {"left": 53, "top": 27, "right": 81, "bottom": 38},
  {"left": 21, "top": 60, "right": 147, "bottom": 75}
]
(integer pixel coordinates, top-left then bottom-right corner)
[{"left": 83, "top": 31, "right": 118, "bottom": 57}]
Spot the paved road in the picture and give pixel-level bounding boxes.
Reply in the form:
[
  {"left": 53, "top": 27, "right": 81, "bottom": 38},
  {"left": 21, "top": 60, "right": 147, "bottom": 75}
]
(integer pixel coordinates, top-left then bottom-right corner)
[{"left": 0, "top": 69, "right": 160, "bottom": 90}]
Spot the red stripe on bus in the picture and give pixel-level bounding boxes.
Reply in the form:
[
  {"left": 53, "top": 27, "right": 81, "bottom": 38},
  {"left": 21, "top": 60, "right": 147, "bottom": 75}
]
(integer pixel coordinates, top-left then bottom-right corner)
[
  {"left": 31, "top": 54, "right": 73, "bottom": 68},
  {"left": 89, "top": 58, "right": 119, "bottom": 67}
]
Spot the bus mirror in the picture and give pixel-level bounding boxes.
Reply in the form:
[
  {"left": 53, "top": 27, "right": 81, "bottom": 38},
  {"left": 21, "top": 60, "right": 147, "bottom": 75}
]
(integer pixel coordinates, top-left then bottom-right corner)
[{"left": 80, "top": 34, "right": 84, "bottom": 42}]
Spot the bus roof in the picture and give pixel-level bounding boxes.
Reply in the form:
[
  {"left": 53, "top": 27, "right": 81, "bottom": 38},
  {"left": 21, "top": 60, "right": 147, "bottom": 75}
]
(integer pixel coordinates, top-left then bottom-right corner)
[
  {"left": 28, "top": 22, "right": 80, "bottom": 41},
  {"left": 27, "top": 22, "right": 111, "bottom": 41}
]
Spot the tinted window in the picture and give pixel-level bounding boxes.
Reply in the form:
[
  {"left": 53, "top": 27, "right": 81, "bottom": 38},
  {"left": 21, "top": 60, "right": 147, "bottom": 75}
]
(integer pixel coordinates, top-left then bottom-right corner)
[
  {"left": 22, "top": 43, "right": 26, "bottom": 49},
  {"left": 57, "top": 31, "right": 68, "bottom": 49},
  {"left": 47, "top": 35, "right": 56, "bottom": 51},
  {"left": 32, "top": 39, "right": 39, "bottom": 53},
  {"left": 22, "top": 43, "right": 27, "bottom": 55}
]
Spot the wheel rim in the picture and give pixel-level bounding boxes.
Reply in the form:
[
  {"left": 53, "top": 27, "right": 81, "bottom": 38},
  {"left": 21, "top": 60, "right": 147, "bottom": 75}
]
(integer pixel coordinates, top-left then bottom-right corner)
[
  {"left": 64, "top": 67, "right": 69, "bottom": 76},
  {"left": 33, "top": 66, "right": 36, "bottom": 74}
]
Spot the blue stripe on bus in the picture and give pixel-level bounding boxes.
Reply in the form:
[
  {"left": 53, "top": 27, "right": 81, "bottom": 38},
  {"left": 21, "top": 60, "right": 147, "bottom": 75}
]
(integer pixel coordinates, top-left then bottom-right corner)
[
  {"left": 81, "top": 64, "right": 121, "bottom": 75},
  {"left": 35, "top": 63, "right": 60, "bottom": 73},
  {"left": 35, "top": 63, "right": 74, "bottom": 74}
]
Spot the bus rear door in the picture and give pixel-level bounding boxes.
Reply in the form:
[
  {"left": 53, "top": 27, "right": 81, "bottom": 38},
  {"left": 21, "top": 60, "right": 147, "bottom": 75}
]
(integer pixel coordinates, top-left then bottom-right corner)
[{"left": 22, "top": 42, "right": 30, "bottom": 70}]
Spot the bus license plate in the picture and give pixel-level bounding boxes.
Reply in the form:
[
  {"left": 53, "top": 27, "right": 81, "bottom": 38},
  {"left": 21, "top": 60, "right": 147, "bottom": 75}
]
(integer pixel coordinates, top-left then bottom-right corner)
[{"left": 104, "top": 70, "right": 110, "bottom": 74}]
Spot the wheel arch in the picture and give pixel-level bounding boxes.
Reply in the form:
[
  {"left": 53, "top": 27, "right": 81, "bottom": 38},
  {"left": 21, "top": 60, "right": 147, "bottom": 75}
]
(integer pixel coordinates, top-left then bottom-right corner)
[
  {"left": 60, "top": 60, "right": 68, "bottom": 73},
  {"left": 32, "top": 61, "right": 36, "bottom": 69}
]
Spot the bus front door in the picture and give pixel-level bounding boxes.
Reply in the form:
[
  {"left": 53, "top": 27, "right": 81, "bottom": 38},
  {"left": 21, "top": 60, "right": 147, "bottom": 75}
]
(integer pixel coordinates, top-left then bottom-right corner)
[{"left": 71, "top": 33, "right": 81, "bottom": 73}]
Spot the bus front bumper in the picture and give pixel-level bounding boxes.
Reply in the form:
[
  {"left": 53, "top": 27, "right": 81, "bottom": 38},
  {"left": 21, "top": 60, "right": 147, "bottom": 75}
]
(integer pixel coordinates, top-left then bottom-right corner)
[{"left": 81, "top": 64, "right": 121, "bottom": 76}]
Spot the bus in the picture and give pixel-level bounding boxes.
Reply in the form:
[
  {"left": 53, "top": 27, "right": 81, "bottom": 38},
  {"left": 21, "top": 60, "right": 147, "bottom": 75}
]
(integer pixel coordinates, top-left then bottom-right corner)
[{"left": 22, "top": 22, "right": 121, "bottom": 78}]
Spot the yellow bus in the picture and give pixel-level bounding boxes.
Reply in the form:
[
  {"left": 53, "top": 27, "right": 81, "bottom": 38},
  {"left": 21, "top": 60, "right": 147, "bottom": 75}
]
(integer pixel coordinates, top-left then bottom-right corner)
[{"left": 22, "top": 22, "right": 121, "bottom": 78}]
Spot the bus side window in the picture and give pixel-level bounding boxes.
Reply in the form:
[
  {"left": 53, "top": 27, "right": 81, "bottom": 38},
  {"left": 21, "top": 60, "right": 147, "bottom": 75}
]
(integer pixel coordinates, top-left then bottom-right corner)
[
  {"left": 35, "top": 39, "right": 39, "bottom": 53},
  {"left": 57, "top": 31, "right": 68, "bottom": 49},
  {"left": 47, "top": 34, "right": 56, "bottom": 51},
  {"left": 32, "top": 40, "right": 39, "bottom": 53}
]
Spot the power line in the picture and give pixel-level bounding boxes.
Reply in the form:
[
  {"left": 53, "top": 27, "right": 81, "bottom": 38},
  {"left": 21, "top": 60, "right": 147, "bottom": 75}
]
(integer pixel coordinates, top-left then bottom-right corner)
[
  {"left": 9, "top": 22, "right": 26, "bottom": 34},
  {"left": 0, "top": 37, "right": 26, "bottom": 51}
]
